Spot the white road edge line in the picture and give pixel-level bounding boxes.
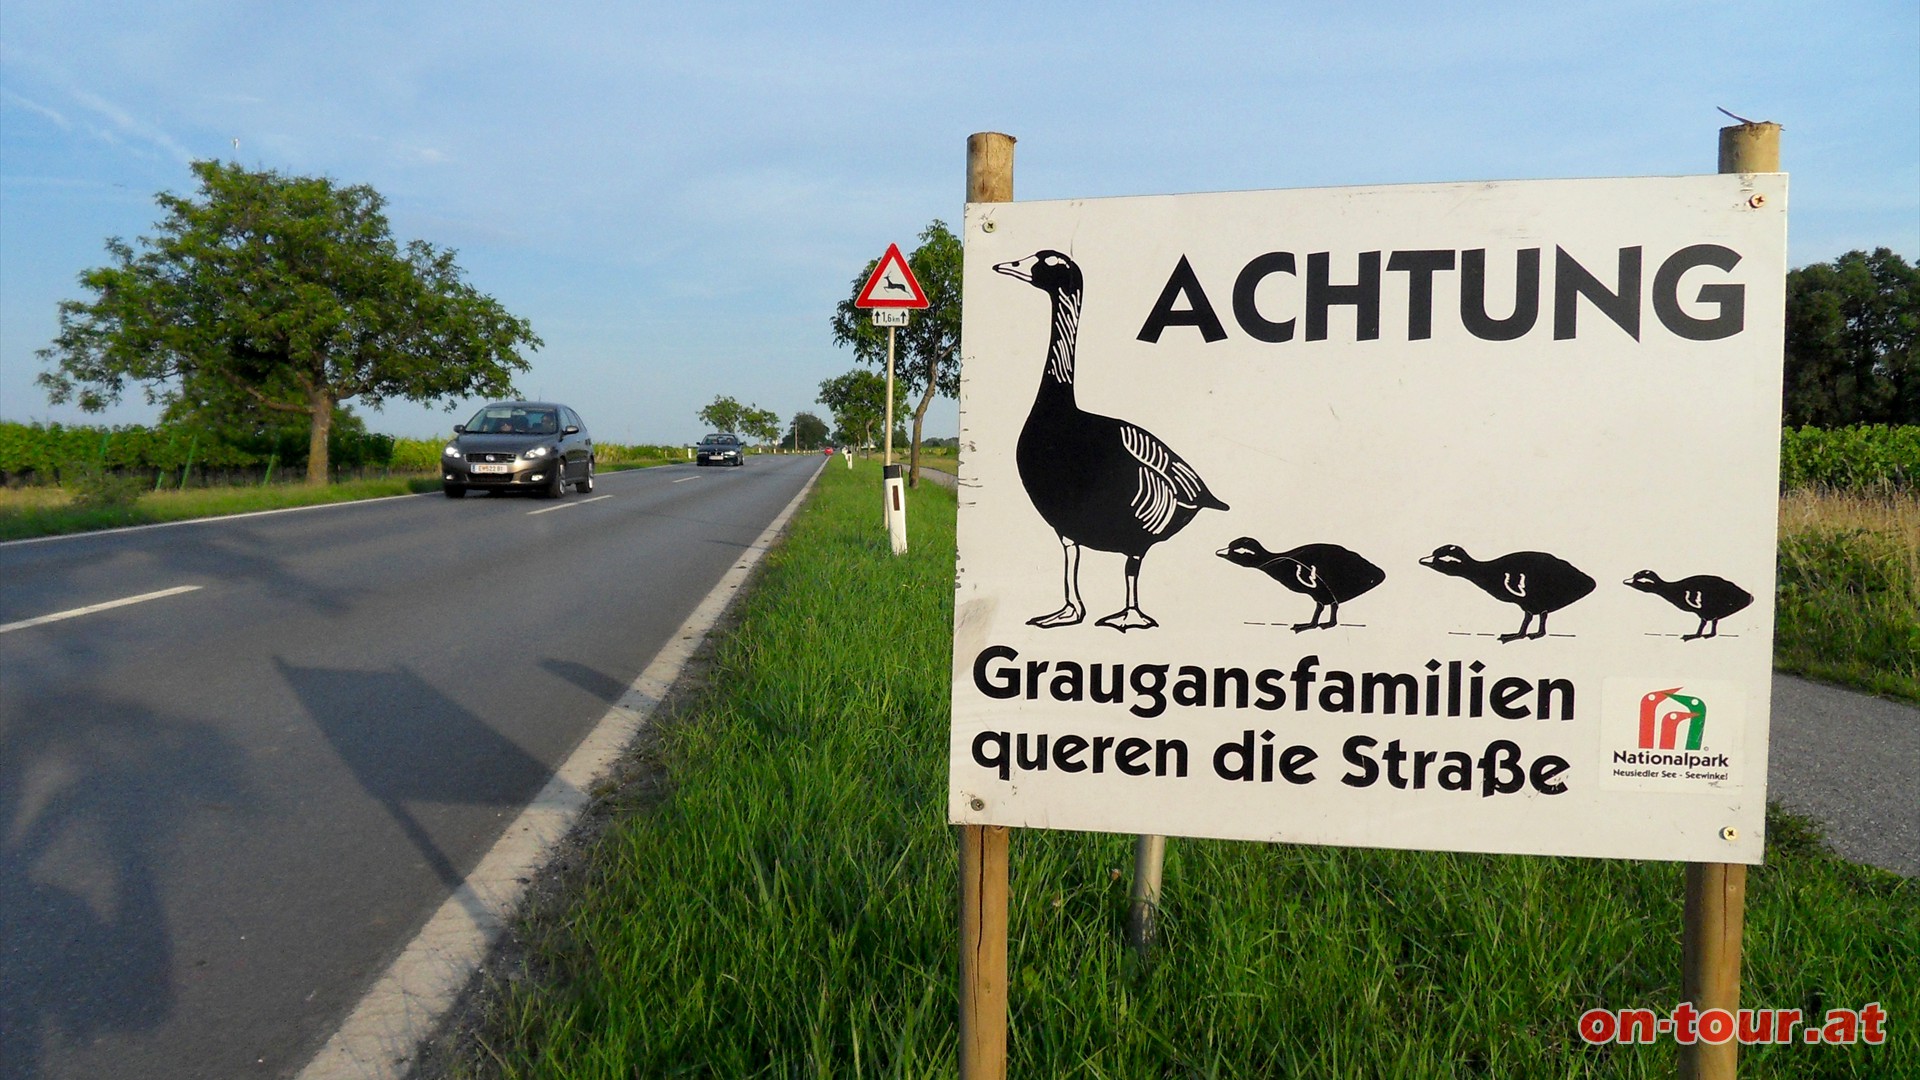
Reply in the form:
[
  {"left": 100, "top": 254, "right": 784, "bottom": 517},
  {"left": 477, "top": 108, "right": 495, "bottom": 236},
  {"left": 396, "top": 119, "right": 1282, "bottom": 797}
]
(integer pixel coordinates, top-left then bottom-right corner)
[
  {"left": 0, "top": 465, "right": 686, "bottom": 550},
  {"left": 0, "top": 585, "right": 203, "bottom": 635},
  {"left": 297, "top": 457, "right": 828, "bottom": 1080},
  {"left": 0, "top": 493, "right": 433, "bottom": 549},
  {"left": 525, "top": 494, "right": 613, "bottom": 515},
  {"left": 671, "top": 476, "right": 697, "bottom": 483}
]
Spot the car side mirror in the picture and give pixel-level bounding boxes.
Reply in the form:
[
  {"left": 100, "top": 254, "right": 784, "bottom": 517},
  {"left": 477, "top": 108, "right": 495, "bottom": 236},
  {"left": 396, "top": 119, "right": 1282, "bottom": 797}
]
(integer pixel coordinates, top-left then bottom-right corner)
[
  {"left": 565, "top": 425, "right": 579, "bottom": 435},
  {"left": 453, "top": 424, "right": 466, "bottom": 433}
]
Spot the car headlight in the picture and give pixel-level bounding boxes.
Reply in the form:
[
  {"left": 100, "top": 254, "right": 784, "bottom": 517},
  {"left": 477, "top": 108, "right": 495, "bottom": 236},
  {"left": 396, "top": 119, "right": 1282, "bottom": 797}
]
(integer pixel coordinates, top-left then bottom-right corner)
[
  {"left": 443, "top": 444, "right": 461, "bottom": 458},
  {"left": 522, "top": 446, "right": 550, "bottom": 460}
]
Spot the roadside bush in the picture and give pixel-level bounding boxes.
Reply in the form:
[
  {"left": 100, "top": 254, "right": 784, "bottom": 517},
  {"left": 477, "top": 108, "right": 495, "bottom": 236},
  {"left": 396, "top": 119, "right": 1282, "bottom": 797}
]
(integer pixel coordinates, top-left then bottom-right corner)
[
  {"left": 59, "top": 460, "right": 149, "bottom": 510},
  {"left": 1779, "top": 424, "right": 1919, "bottom": 491}
]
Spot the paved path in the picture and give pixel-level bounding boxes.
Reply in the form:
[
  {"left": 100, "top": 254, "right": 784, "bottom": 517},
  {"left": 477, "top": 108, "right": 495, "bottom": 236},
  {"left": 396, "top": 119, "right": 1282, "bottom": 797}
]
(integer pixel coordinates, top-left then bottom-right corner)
[
  {"left": 914, "top": 466, "right": 957, "bottom": 490},
  {"left": 1769, "top": 675, "right": 1918, "bottom": 877}
]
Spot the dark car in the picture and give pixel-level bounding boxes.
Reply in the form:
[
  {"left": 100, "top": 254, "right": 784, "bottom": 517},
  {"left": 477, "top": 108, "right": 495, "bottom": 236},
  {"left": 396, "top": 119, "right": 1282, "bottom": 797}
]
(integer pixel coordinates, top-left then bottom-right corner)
[
  {"left": 442, "top": 402, "right": 594, "bottom": 498},
  {"left": 695, "top": 432, "right": 745, "bottom": 467}
]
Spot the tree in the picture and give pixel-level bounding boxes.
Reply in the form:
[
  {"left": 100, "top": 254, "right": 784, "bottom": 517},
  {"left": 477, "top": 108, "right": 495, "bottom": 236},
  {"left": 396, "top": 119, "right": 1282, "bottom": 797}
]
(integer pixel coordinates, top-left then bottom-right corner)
[
  {"left": 698, "top": 395, "right": 747, "bottom": 433},
  {"left": 830, "top": 219, "right": 960, "bottom": 485},
  {"left": 787, "top": 411, "right": 828, "bottom": 450},
  {"left": 741, "top": 407, "right": 781, "bottom": 446},
  {"left": 1783, "top": 248, "right": 1919, "bottom": 426},
  {"left": 37, "top": 160, "right": 540, "bottom": 483},
  {"left": 817, "top": 368, "right": 906, "bottom": 450}
]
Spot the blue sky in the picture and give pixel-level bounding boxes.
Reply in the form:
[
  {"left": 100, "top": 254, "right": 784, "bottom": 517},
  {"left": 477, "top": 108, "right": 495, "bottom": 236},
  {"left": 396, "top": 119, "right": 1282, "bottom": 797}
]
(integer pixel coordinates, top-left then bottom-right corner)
[{"left": 3, "top": 2, "right": 1915, "bottom": 444}]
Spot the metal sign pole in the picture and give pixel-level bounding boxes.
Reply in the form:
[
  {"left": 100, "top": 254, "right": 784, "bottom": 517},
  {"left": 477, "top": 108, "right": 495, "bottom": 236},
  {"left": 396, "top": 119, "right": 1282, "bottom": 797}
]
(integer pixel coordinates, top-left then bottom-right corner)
[{"left": 884, "top": 325, "right": 896, "bottom": 468}]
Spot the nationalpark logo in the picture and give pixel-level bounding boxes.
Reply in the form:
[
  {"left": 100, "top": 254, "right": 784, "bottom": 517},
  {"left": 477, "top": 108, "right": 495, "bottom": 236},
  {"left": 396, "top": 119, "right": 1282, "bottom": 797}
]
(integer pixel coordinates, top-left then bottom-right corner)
[
  {"left": 1639, "top": 687, "right": 1706, "bottom": 750},
  {"left": 1608, "top": 684, "right": 1730, "bottom": 782}
]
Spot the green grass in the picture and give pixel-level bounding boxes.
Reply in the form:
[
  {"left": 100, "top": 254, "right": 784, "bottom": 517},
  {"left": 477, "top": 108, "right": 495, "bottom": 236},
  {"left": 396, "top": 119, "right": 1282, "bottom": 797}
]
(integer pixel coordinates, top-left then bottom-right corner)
[
  {"left": 0, "top": 476, "right": 440, "bottom": 540},
  {"left": 1774, "top": 491, "right": 1920, "bottom": 703},
  {"left": 443, "top": 460, "right": 1914, "bottom": 1080}
]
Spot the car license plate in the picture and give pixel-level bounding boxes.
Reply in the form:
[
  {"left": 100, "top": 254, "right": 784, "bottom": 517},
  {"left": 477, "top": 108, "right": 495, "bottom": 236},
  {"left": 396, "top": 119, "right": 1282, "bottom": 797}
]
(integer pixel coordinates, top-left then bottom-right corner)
[{"left": 473, "top": 462, "right": 511, "bottom": 474}]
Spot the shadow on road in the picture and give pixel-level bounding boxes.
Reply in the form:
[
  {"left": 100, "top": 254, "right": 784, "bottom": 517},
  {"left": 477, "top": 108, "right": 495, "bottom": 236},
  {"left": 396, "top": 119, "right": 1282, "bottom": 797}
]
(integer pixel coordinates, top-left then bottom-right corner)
[
  {"left": 0, "top": 696, "right": 256, "bottom": 1079},
  {"left": 539, "top": 658, "right": 630, "bottom": 705},
  {"left": 274, "top": 659, "right": 554, "bottom": 896}
]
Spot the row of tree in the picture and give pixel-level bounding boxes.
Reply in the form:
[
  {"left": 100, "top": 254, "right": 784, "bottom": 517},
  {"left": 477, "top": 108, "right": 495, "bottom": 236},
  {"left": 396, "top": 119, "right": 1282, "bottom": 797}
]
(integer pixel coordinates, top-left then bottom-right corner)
[
  {"left": 28, "top": 163, "right": 1915, "bottom": 488},
  {"left": 1783, "top": 248, "right": 1918, "bottom": 427},
  {"left": 692, "top": 396, "right": 833, "bottom": 451}
]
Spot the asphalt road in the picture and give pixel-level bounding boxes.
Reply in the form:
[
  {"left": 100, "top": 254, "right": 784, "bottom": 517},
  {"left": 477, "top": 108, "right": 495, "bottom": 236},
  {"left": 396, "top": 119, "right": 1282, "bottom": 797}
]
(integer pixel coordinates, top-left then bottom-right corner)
[
  {"left": 0, "top": 457, "right": 822, "bottom": 1080},
  {"left": 1769, "top": 674, "right": 1919, "bottom": 878}
]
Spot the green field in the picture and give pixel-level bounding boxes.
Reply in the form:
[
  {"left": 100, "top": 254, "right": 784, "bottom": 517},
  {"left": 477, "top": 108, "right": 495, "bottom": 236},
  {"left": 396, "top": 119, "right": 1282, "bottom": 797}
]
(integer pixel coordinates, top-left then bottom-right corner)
[{"left": 431, "top": 460, "right": 1913, "bottom": 1079}]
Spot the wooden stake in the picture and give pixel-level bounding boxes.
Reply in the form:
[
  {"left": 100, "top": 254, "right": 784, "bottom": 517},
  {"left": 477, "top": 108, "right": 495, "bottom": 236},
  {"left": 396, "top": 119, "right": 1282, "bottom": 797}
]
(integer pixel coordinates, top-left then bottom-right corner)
[
  {"left": 959, "top": 823, "right": 1010, "bottom": 1079},
  {"left": 1681, "top": 861, "right": 1748, "bottom": 1080},
  {"left": 959, "top": 130, "right": 1015, "bottom": 1080},
  {"left": 1678, "top": 115, "right": 1777, "bottom": 1080}
]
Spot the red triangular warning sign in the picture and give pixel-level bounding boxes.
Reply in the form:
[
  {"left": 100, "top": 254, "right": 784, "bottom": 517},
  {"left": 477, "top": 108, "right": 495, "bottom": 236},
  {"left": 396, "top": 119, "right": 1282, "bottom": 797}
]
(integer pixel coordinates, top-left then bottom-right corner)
[{"left": 854, "top": 243, "right": 930, "bottom": 309}]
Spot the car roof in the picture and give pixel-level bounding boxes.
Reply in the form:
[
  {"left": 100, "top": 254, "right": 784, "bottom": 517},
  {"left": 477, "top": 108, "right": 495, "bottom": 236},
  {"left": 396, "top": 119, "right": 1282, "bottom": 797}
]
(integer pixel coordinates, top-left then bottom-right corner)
[{"left": 479, "top": 401, "right": 570, "bottom": 410}]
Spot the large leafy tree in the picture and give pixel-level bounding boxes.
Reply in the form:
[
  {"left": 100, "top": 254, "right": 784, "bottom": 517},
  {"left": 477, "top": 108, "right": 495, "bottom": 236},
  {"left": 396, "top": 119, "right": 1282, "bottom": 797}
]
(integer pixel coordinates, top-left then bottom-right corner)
[
  {"left": 787, "top": 411, "right": 828, "bottom": 450},
  {"left": 1783, "top": 248, "right": 1918, "bottom": 426},
  {"left": 830, "top": 219, "right": 960, "bottom": 486},
  {"left": 817, "top": 368, "right": 906, "bottom": 450},
  {"left": 741, "top": 407, "right": 781, "bottom": 446},
  {"left": 37, "top": 160, "right": 540, "bottom": 483},
  {"left": 698, "top": 395, "right": 747, "bottom": 433}
]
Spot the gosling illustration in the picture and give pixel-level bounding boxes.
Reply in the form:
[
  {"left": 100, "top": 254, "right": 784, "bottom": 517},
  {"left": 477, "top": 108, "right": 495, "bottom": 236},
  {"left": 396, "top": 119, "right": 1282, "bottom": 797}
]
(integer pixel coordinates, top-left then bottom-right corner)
[
  {"left": 1420, "top": 545, "right": 1595, "bottom": 642},
  {"left": 1216, "top": 538, "right": 1385, "bottom": 631},
  {"left": 1623, "top": 570, "right": 1753, "bottom": 640},
  {"left": 997, "top": 250, "right": 1229, "bottom": 631}
]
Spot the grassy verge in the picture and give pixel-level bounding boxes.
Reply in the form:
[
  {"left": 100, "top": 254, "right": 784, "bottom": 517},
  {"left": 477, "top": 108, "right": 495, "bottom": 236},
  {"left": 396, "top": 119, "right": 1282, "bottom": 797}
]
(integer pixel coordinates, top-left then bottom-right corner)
[
  {"left": 1775, "top": 490, "right": 1919, "bottom": 702},
  {"left": 442, "top": 460, "right": 1913, "bottom": 1079},
  {"left": 0, "top": 476, "right": 441, "bottom": 541}
]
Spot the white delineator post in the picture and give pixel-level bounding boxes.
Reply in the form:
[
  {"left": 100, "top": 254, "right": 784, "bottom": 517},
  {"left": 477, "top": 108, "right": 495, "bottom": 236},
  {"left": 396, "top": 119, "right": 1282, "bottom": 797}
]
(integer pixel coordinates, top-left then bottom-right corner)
[
  {"left": 884, "top": 321, "right": 908, "bottom": 553},
  {"left": 884, "top": 463, "right": 908, "bottom": 555}
]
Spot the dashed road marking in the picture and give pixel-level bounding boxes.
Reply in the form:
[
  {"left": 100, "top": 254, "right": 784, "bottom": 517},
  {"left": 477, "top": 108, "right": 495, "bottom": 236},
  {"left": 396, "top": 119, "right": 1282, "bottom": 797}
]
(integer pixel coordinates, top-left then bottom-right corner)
[
  {"left": 0, "top": 585, "right": 203, "bottom": 635},
  {"left": 525, "top": 495, "right": 613, "bottom": 515}
]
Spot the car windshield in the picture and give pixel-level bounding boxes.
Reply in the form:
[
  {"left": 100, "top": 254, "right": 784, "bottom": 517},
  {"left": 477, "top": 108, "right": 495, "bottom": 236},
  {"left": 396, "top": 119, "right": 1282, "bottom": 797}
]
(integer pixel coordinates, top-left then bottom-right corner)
[
  {"left": 467, "top": 407, "right": 559, "bottom": 435},
  {"left": 704, "top": 433, "right": 735, "bottom": 443}
]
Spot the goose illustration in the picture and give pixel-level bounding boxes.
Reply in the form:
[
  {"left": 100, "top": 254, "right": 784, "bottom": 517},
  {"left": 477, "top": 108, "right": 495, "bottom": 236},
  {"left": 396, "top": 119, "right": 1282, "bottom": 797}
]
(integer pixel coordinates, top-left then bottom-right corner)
[
  {"left": 996, "top": 250, "right": 1229, "bottom": 631},
  {"left": 1420, "top": 545, "right": 1595, "bottom": 642},
  {"left": 1623, "top": 570, "right": 1753, "bottom": 640},
  {"left": 1216, "top": 538, "right": 1385, "bottom": 631}
]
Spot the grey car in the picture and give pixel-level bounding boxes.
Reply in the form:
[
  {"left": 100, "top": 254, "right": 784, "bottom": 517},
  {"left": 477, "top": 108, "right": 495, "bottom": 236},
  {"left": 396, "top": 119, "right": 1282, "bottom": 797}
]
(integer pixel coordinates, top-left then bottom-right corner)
[
  {"left": 695, "top": 432, "right": 745, "bottom": 466},
  {"left": 442, "top": 401, "right": 594, "bottom": 498}
]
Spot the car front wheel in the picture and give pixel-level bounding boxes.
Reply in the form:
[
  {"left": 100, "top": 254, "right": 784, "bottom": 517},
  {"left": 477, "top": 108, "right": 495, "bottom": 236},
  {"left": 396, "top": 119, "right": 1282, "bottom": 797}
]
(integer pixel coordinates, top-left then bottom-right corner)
[
  {"left": 577, "top": 458, "right": 595, "bottom": 493},
  {"left": 545, "top": 463, "right": 567, "bottom": 499},
  {"left": 443, "top": 484, "right": 466, "bottom": 498}
]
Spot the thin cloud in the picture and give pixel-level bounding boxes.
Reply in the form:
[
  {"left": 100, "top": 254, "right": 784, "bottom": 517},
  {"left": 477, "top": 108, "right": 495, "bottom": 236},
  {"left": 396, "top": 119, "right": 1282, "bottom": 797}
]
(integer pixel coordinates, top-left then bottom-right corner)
[
  {"left": 0, "top": 88, "right": 72, "bottom": 130},
  {"left": 65, "top": 86, "right": 195, "bottom": 162}
]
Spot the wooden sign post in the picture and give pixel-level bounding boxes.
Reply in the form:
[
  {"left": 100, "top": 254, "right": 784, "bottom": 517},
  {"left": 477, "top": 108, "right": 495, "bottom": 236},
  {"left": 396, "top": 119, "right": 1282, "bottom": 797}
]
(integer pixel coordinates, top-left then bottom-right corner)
[
  {"left": 958, "top": 130, "right": 1015, "bottom": 1080},
  {"left": 1678, "top": 116, "right": 1779, "bottom": 1080}
]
